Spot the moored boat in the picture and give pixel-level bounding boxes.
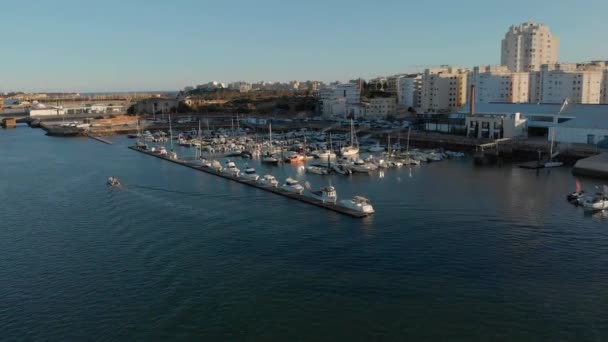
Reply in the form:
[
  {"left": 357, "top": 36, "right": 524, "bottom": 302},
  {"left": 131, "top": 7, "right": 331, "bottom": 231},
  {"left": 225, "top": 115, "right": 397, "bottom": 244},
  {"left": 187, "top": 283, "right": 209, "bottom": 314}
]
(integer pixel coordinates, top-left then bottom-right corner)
[
  {"left": 222, "top": 160, "right": 240, "bottom": 176},
  {"left": 310, "top": 185, "right": 337, "bottom": 203},
  {"left": 240, "top": 166, "right": 260, "bottom": 181},
  {"left": 257, "top": 174, "right": 279, "bottom": 187},
  {"left": 280, "top": 177, "right": 304, "bottom": 194},
  {"left": 339, "top": 196, "right": 374, "bottom": 214}
]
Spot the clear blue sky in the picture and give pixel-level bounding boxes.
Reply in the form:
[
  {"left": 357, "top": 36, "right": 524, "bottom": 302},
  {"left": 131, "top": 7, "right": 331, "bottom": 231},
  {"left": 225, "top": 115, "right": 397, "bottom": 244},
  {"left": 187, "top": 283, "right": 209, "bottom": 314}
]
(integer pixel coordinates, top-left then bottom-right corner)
[{"left": 2, "top": 0, "right": 607, "bottom": 92}]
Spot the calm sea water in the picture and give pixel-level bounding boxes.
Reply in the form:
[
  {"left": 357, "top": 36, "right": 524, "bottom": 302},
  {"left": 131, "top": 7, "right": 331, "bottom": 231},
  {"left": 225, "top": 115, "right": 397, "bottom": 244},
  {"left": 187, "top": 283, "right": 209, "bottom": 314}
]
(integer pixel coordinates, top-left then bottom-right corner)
[{"left": 1, "top": 127, "right": 607, "bottom": 341}]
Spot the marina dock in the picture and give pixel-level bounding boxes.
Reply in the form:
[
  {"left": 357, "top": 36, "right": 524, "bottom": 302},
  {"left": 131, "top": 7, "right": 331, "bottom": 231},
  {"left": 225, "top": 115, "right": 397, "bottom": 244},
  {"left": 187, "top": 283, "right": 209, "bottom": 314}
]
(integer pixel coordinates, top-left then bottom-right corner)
[
  {"left": 573, "top": 153, "right": 608, "bottom": 178},
  {"left": 128, "top": 146, "right": 372, "bottom": 218}
]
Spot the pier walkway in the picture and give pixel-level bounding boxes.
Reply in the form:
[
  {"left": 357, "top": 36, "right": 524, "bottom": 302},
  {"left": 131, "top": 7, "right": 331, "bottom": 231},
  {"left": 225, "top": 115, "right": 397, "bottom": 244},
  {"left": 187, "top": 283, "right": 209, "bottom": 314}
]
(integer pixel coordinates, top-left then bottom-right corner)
[{"left": 128, "top": 146, "right": 371, "bottom": 218}]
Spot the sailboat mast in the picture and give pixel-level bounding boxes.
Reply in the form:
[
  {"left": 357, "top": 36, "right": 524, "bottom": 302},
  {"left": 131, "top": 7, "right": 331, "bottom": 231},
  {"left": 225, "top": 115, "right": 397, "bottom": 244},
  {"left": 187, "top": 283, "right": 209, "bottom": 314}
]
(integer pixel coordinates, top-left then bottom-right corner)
[
  {"left": 406, "top": 126, "right": 411, "bottom": 154},
  {"left": 169, "top": 113, "right": 173, "bottom": 150}
]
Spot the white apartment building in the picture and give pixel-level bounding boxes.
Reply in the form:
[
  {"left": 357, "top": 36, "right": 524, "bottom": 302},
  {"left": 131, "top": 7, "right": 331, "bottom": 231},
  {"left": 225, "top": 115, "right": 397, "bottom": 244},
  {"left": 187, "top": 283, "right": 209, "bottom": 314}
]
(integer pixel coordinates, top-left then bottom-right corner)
[
  {"left": 419, "top": 66, "right": 468, "bottom": 114},
  {"left": 501, "top": 21, "right": 559, "bottom": 72},
  {"left": 538, "top": 63, "right": 605, "bottom": 104},
  {"left": 320, "top": 82, "right": 361, "bottom": 118},
  {"left": 398, "top": 75, "right": 422, "bottom": 108},
  {"left": 319, "top": 82, "right": 361, "bottom": 104},
  {"left": 228, "top": 82, "right": 252, "bottom": 93},
  {"left": 196, "top": 81, "right": 226, "bottom": 91},
  {"left": 468, "top": 65, "right": 529, "bottom": 103},
  {"left": 366, "top": 97, "right": 397, "bottom": 119}
]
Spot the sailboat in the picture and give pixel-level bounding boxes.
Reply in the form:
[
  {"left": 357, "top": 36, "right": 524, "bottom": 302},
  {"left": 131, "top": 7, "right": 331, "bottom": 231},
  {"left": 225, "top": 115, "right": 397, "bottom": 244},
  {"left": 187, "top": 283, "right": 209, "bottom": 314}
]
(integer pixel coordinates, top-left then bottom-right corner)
[
  {"left": 262, "top": 123, "right": 280, "bottom": 164},
  {"left": 402, "top": 127, "right": 420, "bottom": 165},
  {"left": 545, "top": 99, "right": 567, "bottom": 168},
  {"left": 340, "top": 119, "right": 359, "bottom": 156},
  {"left": 135, "top": 118, "right": 147, "bottom": 149}
]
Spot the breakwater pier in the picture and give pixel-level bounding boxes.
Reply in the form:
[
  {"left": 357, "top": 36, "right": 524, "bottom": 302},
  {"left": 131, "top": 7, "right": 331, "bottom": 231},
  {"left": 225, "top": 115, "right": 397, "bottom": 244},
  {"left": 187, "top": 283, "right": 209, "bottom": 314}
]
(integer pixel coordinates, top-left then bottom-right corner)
[{"left": 128, "top": 146, "right": 372, "bottom": 218}]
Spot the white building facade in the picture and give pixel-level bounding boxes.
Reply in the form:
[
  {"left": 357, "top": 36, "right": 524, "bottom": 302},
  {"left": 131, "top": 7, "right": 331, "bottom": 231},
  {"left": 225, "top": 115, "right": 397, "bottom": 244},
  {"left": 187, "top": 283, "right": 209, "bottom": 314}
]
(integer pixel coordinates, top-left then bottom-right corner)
[
  {"left": 398, "top": 75, "right": 422, "bottom": 109},
  {"left": 501, "top": 21, "right": 559, "bottom": 72},
  {"left": 468, "top": 65, "right": 529, "bottom": 103},
  {"left": 529, "top": 63, "right": 608, "bottom": 104}
]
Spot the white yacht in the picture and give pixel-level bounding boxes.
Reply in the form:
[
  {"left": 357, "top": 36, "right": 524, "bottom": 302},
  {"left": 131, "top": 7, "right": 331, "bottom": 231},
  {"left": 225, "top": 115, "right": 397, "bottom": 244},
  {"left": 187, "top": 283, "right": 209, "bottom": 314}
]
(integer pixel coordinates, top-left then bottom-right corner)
[
  {"left": 280, "top": 177, "right": 304, "bottom": 194},
  {"left": 310, "top": 185, "right": 337, "bottom": 203},
  {"left": 222, "top": 161, "right": 240, "bottom": 177},
  {"left": 240, "top": 166, "right": 260, "bottom": 181},
  {"left": 257, "top": 174, "right": 279, "bottom": 187},
  {"left": 340, "top": 196, "right": 375, "bottom": 214}
]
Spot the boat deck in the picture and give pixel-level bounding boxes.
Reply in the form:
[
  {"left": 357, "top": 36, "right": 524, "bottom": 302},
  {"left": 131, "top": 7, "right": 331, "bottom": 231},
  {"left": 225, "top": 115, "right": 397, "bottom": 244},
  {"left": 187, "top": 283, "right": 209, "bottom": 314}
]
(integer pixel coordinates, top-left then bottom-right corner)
[{"left": 128, "top": 146, "right": 372, "bottom": 218}]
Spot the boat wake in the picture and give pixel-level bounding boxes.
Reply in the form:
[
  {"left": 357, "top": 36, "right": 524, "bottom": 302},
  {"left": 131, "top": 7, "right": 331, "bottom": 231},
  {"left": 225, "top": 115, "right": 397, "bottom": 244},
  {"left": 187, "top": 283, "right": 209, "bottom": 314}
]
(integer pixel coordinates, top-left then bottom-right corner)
[{"left": 125, "top": 184, "right": 211, "bottom": 196}]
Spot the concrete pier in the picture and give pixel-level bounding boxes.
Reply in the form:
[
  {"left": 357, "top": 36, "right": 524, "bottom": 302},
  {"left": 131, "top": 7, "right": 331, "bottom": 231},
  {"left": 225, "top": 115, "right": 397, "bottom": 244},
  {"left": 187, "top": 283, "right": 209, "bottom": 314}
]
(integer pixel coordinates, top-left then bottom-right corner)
[
  {"left": 573, "top": 153, "right": 608, "bottom": 178},
  {"left": 128, "top": 146, "right": 372, "bottom": 218}
]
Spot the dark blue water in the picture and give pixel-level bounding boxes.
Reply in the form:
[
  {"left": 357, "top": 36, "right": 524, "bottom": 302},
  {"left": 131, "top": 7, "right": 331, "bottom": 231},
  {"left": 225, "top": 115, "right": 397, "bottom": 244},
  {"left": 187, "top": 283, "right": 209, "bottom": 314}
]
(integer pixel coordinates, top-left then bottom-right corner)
[{"left": 2, "top": 127, "right": 607, "bottom": 341}]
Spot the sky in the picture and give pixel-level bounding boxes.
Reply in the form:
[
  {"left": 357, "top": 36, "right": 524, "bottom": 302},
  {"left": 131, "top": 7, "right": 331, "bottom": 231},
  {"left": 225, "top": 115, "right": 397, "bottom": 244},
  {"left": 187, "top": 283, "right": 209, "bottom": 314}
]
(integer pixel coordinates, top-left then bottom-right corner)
[{"left": 2, "top": 0, "right": 608, "bottom": 92}]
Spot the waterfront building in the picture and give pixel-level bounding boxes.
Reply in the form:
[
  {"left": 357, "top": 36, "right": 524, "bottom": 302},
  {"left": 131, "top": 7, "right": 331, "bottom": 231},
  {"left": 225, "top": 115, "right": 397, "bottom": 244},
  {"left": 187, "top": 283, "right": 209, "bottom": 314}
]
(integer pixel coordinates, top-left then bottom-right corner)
[
  {"left": 459, "top": 102, "right": 608, "bottom": 145},
  {"left": 366, "top": 97, "right": 397, "bottom": 119},
  {"left": 468, "top": 65, "right": 529, "bottom": 103},
  {"left": 549, "top": 105, "right": 608, "bottom": 145},
  {"left": 397, "top": 75, "right": 422, "bottom": 109},
  {"left": 419, "top": 66, "right": 469, "bottom": 114},
  {"left": 135, "top": 98, "right": 179, "bottom": 114},
  {"left": 465, "top": 112, "right": 528, "bottom": 139},
  {"left": 29, "top": 107, "right": 66, "bottom": 116},
  {"left": 501, "top": 21, "right": 559, "bottom": 72}
]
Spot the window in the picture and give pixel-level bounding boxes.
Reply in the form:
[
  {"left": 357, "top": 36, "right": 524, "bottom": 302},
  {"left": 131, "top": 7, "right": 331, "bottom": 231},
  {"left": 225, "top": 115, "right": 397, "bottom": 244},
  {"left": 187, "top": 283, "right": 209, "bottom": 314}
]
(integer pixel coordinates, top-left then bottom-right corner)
[
  {"left": 482, "top": 122, "right": 489, "bottom": 129},
  {"left": 587, "top": 134, "right": 596, "bottom": 145}
]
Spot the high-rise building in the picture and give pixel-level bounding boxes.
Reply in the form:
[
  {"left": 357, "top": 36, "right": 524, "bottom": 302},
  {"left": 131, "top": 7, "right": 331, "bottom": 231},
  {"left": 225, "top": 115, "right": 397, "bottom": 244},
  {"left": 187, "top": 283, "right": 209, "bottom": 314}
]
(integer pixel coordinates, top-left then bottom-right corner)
[
  {"left": 468, "top": 65, "right": 529, "bottom": 103},
  {"left": 501, "top": 21, "right": 559, "bottom": 72},
  {"left": 419, "top": 66, "right": 468, "bottom": 114}
]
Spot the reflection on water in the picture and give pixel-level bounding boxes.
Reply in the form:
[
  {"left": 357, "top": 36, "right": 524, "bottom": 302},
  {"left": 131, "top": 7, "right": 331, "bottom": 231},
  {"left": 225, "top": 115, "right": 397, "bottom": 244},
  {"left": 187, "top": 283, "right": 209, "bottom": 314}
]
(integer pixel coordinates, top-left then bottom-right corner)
[{"left": 1, "top": 128, "right": 608, "bottom": 341}]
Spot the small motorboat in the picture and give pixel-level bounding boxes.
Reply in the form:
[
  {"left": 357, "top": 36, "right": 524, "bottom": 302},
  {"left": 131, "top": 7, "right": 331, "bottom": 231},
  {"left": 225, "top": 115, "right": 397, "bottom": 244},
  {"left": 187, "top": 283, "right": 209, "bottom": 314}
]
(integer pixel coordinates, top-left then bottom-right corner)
[
  {"left": 581, "top": 194, "right": 608, "bottom": 211},
  {"left": 107, "top": 177, "right": 121, "bottom": 187},
  {"left": 240, "top": 166, "right": 260, "bottom": 181},
  {"left": 305, "top": 166, "right": 329, "bottom": 175},
  {"left": 310, "top": 185, "right": 337, "bottom": 203},
  {"left": 567, "top": 191, "right": 586, "bottom": 205},
  {"left": 340, "top": 196, "right": 375, "bottom": 214},
  {"left": 567, "top": 180, "right": 585, "bottom": 205},
  {"left": 280, "top": 177, "right": 304, "bottom": 194},
  {"left": 257, "top": 174, "right": 279, "bottom": 187}
]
